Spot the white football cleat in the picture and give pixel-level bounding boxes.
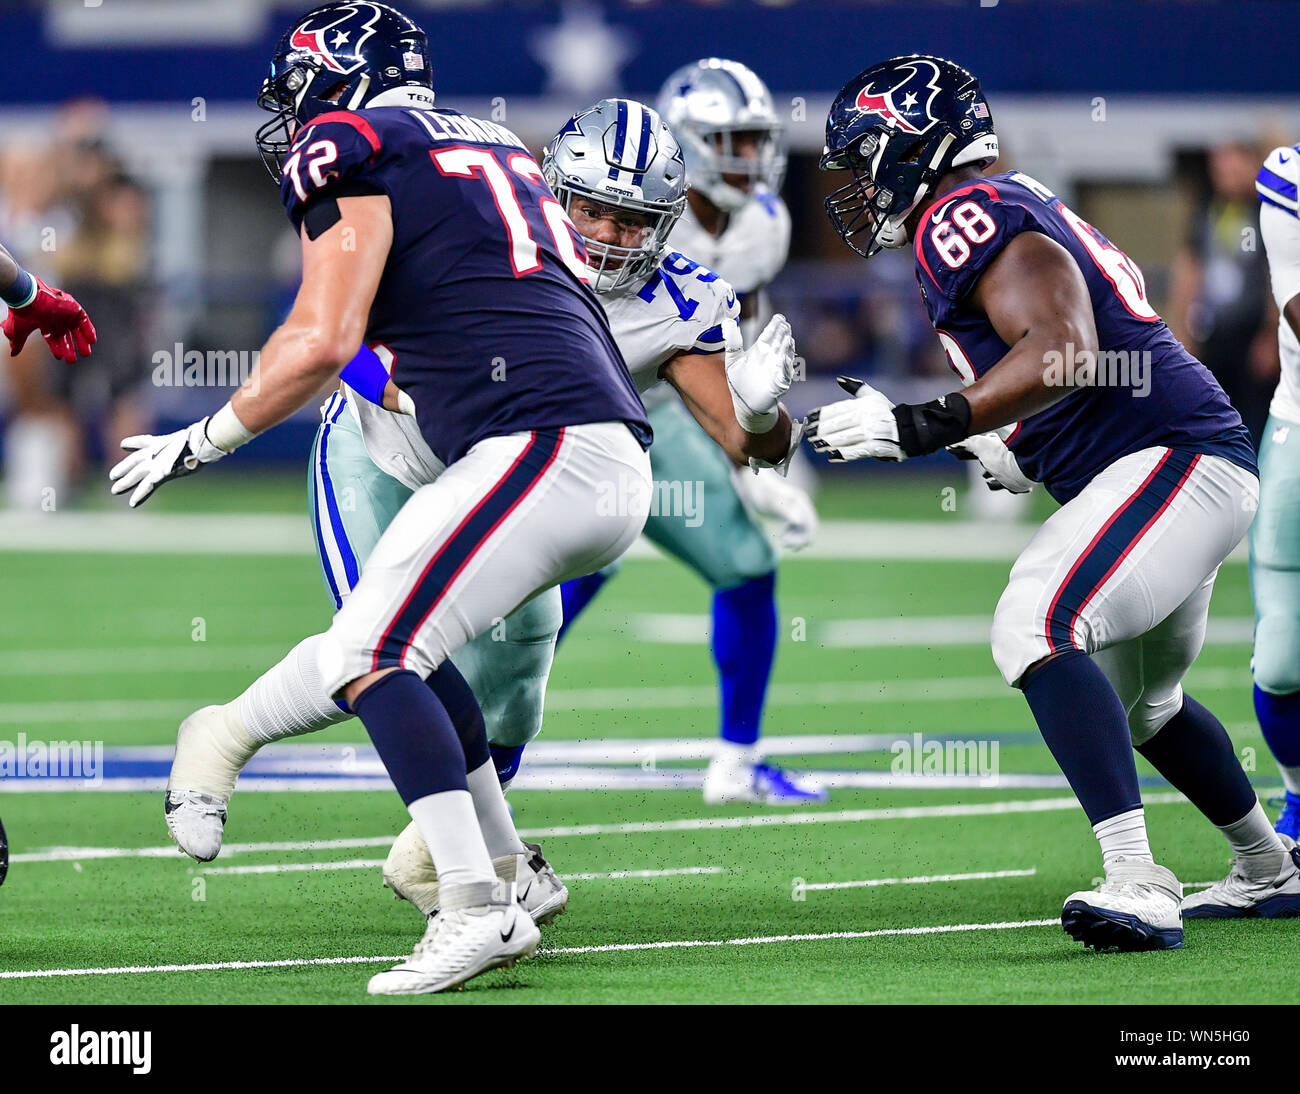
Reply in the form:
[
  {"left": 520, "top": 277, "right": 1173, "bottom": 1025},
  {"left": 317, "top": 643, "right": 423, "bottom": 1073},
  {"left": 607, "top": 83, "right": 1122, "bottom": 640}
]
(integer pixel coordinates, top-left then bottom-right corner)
[
  {"left": 164, "top": 703, "right": 259, "bottom": 861},
  {"left": 383, "top": 821, "right": 568, "bottom": 924},
  {"left": 366, "top": 880, "right": 540, "bottom": 996},
  {"left": 1061, "top": 859, "right": 1184, "bottom": 951},
  {"left": 702, "top": 755, "right": 828, "bottom": 805},
  {"left": 1181, "top": 835, "right": 1300, "bottom": 919},
  {"left": 516, "top": 841, "right": 569, "bottom": 926}
]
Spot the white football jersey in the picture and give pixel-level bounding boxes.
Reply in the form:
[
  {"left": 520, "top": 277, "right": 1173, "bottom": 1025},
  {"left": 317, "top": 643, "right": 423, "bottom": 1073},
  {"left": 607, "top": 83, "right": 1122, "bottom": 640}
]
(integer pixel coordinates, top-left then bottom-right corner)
[
  {"left": 344, "top": 251, "right": 739, "bottom": 488},
  {"left": 1258, "top": 145, "right": 1300, "bottom": 424},
  {"left": 601, "top": 250, "right": 741, "bottom": 397},
  {"left": 668, "top": 185, "right": 791, "bottom": 295},
  {"left": 345, "top": 391, "right": 445, "bottom": 493}
]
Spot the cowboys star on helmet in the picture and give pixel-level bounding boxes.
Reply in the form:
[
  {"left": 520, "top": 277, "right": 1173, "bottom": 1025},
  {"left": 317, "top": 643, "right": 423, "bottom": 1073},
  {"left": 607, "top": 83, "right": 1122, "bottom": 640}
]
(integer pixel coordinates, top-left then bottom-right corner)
[{"left": 542, "top": 98, "right": 688, "bottom": 293}]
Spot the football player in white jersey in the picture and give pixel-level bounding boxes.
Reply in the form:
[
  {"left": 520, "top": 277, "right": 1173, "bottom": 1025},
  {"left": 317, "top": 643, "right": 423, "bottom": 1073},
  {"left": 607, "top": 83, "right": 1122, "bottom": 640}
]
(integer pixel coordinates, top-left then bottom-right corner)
[
  {"left": 557, "top": 60, "right": 822, "bottom": 805},
  {"left": 164, "top": 98, "right": 803, "bottom": 916},
  {"left": 1249, "top": 146, "right": 1300, "bottom": 841}
]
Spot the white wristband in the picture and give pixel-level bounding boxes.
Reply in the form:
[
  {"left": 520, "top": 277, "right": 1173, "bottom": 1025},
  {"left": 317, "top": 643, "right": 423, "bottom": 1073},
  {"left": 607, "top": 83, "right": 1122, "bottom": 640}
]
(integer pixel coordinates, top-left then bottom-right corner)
[
  {"left": 731, "top": 392, "right": 780, "bottom": 434},
  {"left": 206, "top": 402, "right": 257, "bottom": 454}
]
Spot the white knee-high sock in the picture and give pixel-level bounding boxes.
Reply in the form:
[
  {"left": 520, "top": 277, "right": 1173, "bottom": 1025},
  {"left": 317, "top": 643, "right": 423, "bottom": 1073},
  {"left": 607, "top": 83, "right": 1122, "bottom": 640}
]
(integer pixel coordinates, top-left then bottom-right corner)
[
  {"left": 1093, "top": 808, "right": 1154, "bottom": 869},
  {"left": 466, "top": 759, "right": 527, "bottom": 859},
  {"left": 237, "top": 634, "right": 351, "bottom": 745},
  {"left": 407, "top": 790, "right": 496, "bottom": 889}
]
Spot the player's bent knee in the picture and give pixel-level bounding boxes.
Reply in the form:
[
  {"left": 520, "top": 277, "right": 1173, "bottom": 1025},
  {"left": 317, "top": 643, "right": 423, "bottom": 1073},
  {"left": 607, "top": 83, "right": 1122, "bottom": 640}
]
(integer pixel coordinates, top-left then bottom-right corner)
[
  {"left": 1127, "top": 686, "right": 1184, "bottom": 746},
  {"left": 343, "top": 666, "right": 399, "bottom": 707},
  {"left": 990, "top": 586, "right": 1055, "bottom": 689},
  {"left": 1253, "top": 615, "right": 1300, "bottom": 695}
]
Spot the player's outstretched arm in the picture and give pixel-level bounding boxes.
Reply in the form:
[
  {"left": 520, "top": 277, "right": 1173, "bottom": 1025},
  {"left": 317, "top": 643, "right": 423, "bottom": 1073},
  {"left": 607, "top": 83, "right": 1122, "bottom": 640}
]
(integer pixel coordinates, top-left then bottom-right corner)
[
  {"left": 110, "top": 195, "right": 392, "bottom": 507},
  {"left": 807, "top": 231, "right": 1097, "bottom": 463},
  {"left": 961, "top": 230, "right": 1099, "bottom": 434},
  {"left": 663, "top": 316, "right": 796, "bottom": 469},
  {"left": 0, "top": 241, "right": 97, "bottom": 364},
  {"left": 231, "top": 195, "right": 393, "bottom": 432}
]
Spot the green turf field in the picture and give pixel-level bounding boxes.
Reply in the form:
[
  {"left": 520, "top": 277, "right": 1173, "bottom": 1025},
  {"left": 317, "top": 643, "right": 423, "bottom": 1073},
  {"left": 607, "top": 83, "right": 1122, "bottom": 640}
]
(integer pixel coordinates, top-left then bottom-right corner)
[{"left": 0, "top": 476, "right": 1292, "bottom": 1004}]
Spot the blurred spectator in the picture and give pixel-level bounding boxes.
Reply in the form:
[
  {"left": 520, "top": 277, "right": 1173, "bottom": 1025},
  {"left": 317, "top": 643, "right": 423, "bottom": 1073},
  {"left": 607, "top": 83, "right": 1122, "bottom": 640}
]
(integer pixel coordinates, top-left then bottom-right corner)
[
  {"left": 0, "top": 100, "right": 152, "bottom": 509},
  {"left": 1170, "top": 139, "right": 1279, "bottom": 445}
]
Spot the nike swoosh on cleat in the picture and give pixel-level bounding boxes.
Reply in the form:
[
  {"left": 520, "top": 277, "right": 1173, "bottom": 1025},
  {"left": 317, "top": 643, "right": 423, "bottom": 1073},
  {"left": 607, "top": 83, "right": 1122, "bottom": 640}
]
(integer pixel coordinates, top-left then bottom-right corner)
[
  {"left": 500, "top": 921, "right": 516, "bottom": 943},
  {"left": 517, "top": 880, "right": 533, "bottom": 902}
]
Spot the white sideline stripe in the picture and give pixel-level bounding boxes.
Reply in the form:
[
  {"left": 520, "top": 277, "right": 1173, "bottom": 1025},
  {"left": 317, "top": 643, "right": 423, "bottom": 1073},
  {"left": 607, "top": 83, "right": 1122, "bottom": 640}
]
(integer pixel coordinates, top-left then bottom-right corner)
[
  {"left": 0, "top": 513, "right": 1249, "bottom": 564},
  {"left": 198, "top": 858, "right": 386, "bottom": 875},
  {"left": 0, "top": 918, "right": 1060, "bottom": 980},
  {"left": 542, "top": 919, "right": 1061, "bottom": 955},
  {"left": 561, "top": 866, "right": 726, "bottom": 881},
  {"left": 515, "top": 791, "right": 1187, "bottom": 838},
  {"left": 0, "top": 665, "right": 1250, "bottom": 719},
  {"left": 802, "top": 867, "right": 1036, "bottom": 891},
  {"left": 633, "top": 614, "right": 1257, "bottom": 648},
  {"left": 12, "top": 793, "right": 1190, "bottom": 863},
  {"left": 0, "top": 646, "right": 294, "bottom": 677},
  {"left": 195, "top": 861, "right": 726, "bottom": 880},
  {"left": 0, "top": 614, "right": 1259, "bottom": 680}
]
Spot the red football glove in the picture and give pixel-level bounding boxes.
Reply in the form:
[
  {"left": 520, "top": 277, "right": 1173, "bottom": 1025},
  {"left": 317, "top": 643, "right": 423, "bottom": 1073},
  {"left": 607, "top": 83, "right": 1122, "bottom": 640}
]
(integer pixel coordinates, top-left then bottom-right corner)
[{"left": 2, "top": 277, "right": 97, "bottom": 364}]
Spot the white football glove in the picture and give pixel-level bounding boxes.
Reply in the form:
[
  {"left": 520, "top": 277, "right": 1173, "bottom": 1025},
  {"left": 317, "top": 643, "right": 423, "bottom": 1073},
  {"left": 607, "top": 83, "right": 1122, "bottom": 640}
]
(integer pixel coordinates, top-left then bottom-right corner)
[
  {"left": 731, "top": 466, "right": 818, "bottom": 550},
  {"left": 806, "top": 376, "right": 905, "bottom": 462},
  {"left": 948, "top": 431, "right": 1034, "bottom": 494},
  {"left": 725, "top": 313, "right": 795, "bottom": 433},
  {"left": 109, "top": 417, "right": 229, "bottom": 508}
]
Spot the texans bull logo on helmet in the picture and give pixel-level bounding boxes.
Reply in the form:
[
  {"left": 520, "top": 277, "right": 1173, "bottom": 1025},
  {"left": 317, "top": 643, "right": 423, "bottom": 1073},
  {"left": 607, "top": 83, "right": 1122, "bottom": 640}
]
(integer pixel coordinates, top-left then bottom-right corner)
[
  {"left": 288, "top": 1, "right": 384, "bottom": 75},
  {"left": 852, "top": 58, "right": 945, "bottom": 136}
]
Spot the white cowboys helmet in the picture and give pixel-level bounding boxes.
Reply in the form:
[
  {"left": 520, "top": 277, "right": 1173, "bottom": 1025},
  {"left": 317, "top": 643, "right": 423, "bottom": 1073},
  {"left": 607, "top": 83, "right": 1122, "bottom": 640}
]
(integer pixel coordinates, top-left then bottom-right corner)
[
  {"left": 542, "top": 98, "right": 687, "bottom": 294},
  {"left": 657, "top": 58, "right": 786, "bottom": 212}
]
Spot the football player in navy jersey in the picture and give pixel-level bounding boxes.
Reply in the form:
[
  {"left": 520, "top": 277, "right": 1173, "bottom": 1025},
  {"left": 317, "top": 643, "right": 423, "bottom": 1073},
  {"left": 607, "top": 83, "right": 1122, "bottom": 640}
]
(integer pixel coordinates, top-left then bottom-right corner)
[
  {"left": 809, "top": 55, "right": 1300, "bottom": 950},
  {"left": 107, "top": 3, "right": 801, "bottom": 995}
]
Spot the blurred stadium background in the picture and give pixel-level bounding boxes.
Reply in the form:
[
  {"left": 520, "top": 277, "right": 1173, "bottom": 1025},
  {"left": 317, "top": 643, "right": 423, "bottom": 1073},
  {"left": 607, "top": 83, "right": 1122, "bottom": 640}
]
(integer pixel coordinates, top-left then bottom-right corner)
[
  {"left": 0, "top": 0, "right": 1293, "bottom": 509},
  {"left": 3, "top": 0, "right": 1299, "bottom": 1008}
]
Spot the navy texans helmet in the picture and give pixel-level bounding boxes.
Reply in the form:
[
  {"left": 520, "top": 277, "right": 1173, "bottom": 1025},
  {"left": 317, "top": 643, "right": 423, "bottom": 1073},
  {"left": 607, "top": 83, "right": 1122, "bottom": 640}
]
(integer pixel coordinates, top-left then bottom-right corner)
[
  {"left": 256, "top": 2, "right": 433, "bottom": 177},
  {"left": 821, "top": 55, "right": 998, "bottom": 259}
]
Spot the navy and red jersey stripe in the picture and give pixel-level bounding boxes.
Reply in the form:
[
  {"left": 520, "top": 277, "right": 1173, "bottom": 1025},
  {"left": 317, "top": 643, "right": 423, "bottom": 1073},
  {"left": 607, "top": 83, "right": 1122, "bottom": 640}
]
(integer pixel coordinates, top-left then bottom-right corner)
[
  {"left": 1044, "top": 449, "right": 1198, "bottom": 652},
  {"left": 373, "top": 429, "right": 564, "bottom": 670}
]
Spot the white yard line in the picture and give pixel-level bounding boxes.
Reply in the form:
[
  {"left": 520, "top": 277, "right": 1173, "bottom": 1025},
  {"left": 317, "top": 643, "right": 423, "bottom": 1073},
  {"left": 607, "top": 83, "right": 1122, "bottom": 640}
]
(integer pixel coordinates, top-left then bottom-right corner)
[
  {"left": 0, "top": 513, "right": 1249, "bottom": 563},
  {"left": 0, "top": 664, "right": 1249, "bottom": 715},
  {"left": 14, "top": 791, "right": 1189, "bottom": 863},
  {"left": 194, "top": 861, "right": 726, "bottom": 880},
  {"left": 560, "top": 866, "right": 726, "bottom": 880},
  {"left": 197, "top": 858, "right": 387, "bottom": 876},
  {"left": 0, "top": 918, "right": 1060, "bottom": 980},
  {"left": 0, "top": 647, "right": 294, "bottom": 677},
  {"left": 801, "top": 868, "right": 1036, "bottom": 891},
  {"left": 633, "top": 615, "right": 1256, "bottom": 648}
]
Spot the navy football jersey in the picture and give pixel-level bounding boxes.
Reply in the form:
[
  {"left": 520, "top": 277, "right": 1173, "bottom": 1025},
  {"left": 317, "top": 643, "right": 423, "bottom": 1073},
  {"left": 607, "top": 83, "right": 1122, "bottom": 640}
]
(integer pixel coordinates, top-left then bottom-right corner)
[
  {"left": 280, "top": 106, "right": 651, "bottom": 464},
  {"left": 913, "top": 171, "right": 1256, "bottom": 501}
]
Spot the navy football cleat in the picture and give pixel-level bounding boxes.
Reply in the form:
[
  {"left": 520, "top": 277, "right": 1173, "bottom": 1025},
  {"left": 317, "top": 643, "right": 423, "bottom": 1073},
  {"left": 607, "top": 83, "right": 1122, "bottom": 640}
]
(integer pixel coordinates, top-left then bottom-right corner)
[{"left": 1060, "top": 860, "right": 1185, "bottom": 952}]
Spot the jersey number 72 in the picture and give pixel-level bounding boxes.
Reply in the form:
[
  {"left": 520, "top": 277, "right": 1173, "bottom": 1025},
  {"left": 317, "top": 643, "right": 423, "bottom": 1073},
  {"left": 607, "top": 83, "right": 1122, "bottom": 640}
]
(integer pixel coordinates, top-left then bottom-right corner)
[{"left": 431, "top": 146, "right": 591, "bottom": 284}]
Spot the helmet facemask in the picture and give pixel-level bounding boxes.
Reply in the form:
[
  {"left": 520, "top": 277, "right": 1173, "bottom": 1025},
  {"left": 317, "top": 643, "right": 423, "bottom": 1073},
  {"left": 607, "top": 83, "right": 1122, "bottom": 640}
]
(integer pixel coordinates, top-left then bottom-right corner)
[
  {"left": 824, "top": 125, "right": 954, "bottom": 259},
  {"left": 255, "top": 60, "right": 332, "bottom": 179},
  {"left": 550, "top": 179, "right": 684, "bottom": 293}
]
